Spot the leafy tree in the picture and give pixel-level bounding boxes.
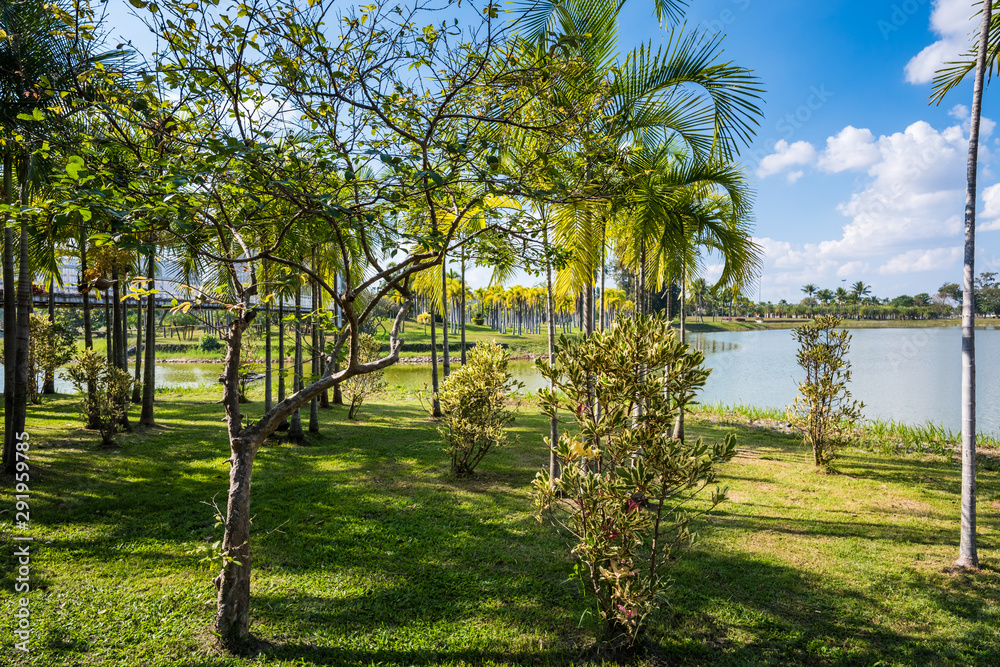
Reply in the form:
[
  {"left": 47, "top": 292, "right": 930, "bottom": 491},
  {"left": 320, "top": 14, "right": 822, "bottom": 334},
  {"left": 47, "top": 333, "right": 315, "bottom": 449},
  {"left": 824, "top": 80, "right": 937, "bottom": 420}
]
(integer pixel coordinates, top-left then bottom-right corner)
[
  {"left": 26, "top": 312, "right": 75, "bottom": 404},
  {"left": 938, "top": 282, "right": 962, "bottom": 304},
  {"left": 788, "top": 316, "right": 864, "bottom": 467},
  {"left": 70, "top": 0, "right": 586, "bottom": 648},
  {"left": 534, "top": 315, "right": 736, "bottom": 646},
  {"left": 65, "top": 349, "right": 136, "bottom": 447},
  {"left": 438, "top": 341, "right": 520, "bottom": 476},
  {"left": 343, "top": 333, "right": 387, "bottom": 420},
  {"left": 975, "top": 271, "right": 1000, "bottom": 316}
]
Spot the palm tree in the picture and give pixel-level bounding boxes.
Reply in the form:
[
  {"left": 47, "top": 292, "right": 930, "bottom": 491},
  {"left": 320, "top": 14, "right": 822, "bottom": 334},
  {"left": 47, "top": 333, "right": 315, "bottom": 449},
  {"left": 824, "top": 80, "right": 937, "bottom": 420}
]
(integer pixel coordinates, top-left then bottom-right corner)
[
  {"left": 513, "top": 0, "right": 763, "bottom": 342},
  {"left": 851, "top": 281, "right": 871, "bottom": 319},
  {"left": 801, "top": 283, "right": 818, "bottom": 316},
  {"left": 932, "top": 0, "right": 994, "bottom": 570},
  {"left": 816, "top": 288, "right": 834, "bottom": 315}
]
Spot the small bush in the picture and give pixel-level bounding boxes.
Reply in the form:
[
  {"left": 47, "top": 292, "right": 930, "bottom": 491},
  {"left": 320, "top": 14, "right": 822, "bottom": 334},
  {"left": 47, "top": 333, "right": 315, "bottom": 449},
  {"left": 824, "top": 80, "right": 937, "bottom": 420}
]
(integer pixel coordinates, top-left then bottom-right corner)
[
  {"left": 200, "top": 334, "right": 223, "bottom": 352},
  {"left": 533, "top": 315, "right": 736, "bottom": 647},
  {"left": 787, "top": 315, "right": 864, "bottom": 467},
  {"left": 28, "top": 313, "right": 76, "bottom": 403},
  {"left": 66, "top": 350, "right": 136, "bottom": 446},
  {"left": 342, "top": 333, "right": 387, "bottom": 419},
  {"left": 438, "top": 342, "right": 521, "bottom": 476}
]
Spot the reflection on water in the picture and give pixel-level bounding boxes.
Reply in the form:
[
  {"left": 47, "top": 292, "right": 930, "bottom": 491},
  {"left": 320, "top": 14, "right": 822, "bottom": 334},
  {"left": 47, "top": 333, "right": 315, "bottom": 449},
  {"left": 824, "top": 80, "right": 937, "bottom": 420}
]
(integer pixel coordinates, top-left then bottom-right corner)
[
  {"left": 7, "top": 327, "right": 996, "bottom": 433},
  {"left": 383, "top": 359, "right": 550, "bottom": 394},
  {"left": 689, "top": 334, "right": 739, "bottom": 355}
]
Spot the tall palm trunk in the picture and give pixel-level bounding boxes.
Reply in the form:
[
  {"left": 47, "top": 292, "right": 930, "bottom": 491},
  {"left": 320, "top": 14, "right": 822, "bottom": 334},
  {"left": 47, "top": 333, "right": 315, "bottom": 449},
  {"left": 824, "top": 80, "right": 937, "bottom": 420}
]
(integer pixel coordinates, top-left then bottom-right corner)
[
  {"left": 957, "top": 0, "right": 992, "bottom": 570},
  {"left": 288, "top": 286, "right": 304, "bottom": 443},
  {"left": 430, "top": 298, "right": 441, "bottom": 417},
  {"left": 43, "top": 274, "right": 55, "bottom": 394},
  {"left": 263, "top": 260, "right": 272, "bottom": 412},
  {"left": 332, "top": 273, "right": 343, "bottom": 405},
  {"left": 80, "top": 226, "right": 99, "bottom": 428},
  {"left": 599, "top": 228, "right": 606, "bottom": 330},
  {"left": 104, "top": 297, "right": 112, "bottom": 364},
  {"left": 543, "top": 220, "right": 560, "bottom": 488},
  {"left": 441, "top": 255, "right": 450, "bottom": 378},
  {"left": 308, "top": 271, "right": 319, "bottom": 433},
  {"left": 673, "top": 264, "right": 687, "bottom": 441},
  {"left": 460, "top": 249, "right": 467, "bottom": 365},
  {"left": 112, "top": 267, "right": 123, "bottom": 369},
  {"left": 2, "top": 148, "right": 17, "bottom": 472},
  {"left": 140, "top": 251, "right": 156, "bottom": 427},
  {"left": 277, "top": 294, "right": 287, "bottom": 429},
  {"left": 11, "top": 155, "right": 33, "bottom": 468},
  {"left": 317, "top": 280, "right": 329, "bottom": 409},
  {"left": 132, "top": 283, "right": 143, "bottom": 403}
]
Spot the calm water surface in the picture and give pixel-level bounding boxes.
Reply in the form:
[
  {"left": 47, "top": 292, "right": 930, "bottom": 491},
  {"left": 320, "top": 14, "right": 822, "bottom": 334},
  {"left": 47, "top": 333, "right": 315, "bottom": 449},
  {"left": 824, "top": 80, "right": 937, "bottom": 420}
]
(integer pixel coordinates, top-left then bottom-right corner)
[
  {"left": 690, "top": 327, "right": 1000, "bottom": 434},
  {"left": 9, "top": 327, "right": 997, "bottom": 433}
]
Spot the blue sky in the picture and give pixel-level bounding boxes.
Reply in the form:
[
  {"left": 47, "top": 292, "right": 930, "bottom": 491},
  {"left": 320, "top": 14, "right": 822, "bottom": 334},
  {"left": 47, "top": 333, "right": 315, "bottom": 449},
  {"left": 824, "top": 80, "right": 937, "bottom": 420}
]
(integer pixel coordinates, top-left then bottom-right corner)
[
  {"left": 98, "top": 0, "right": 997, "bottom": 302},
  {"left": 617, "top": 0, "right": 998, "bottom": 303}
]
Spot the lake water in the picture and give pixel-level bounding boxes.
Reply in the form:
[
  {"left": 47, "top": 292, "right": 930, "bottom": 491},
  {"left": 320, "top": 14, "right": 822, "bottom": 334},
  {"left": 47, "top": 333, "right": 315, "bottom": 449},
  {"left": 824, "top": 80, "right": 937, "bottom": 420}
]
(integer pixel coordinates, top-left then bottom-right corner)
[
  {"left": 6, "top": 326, "right": 998, "bottom": 433},
  {"left": 689, "top": 327, "right": 1000, "bottom": 434}
]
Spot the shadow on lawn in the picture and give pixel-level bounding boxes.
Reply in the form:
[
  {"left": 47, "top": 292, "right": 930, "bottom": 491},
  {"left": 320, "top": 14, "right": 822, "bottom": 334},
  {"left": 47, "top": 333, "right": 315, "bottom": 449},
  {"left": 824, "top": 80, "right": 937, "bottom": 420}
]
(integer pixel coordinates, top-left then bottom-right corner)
[{"left": 658, "top": 549, "right": 996, "bottom": 667}]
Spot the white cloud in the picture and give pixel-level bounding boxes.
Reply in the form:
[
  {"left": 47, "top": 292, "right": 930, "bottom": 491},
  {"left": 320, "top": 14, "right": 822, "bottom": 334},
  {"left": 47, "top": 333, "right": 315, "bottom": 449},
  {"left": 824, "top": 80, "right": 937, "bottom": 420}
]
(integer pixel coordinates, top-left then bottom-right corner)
[
  {"left": 837, "top": 261, "right": 869, "bottom": 279},
  {"left": 786, "top": 170, "right": 805, "bottom": 184},
  {"left": 905, "top": 0, "right": 979, "bottom": 85},
  {"left": 755, "top": 140, "right": 816, "bottom": 179},
  {"left": 828, "top": 120, "right": 968, "bottom": 256},
  {"left": 982, "top": 182, "right": 1000, "bottom": 218},
  {"left": 949, "top": 104, "right": 970, "bottom": 120},
  {"left": 817, "top": 126, "right": 880, "bottom": 173},
  {"left": 753, "top": 118, "right": 1000, "bottom": 300},
  {"left": 879, "top": 247, "right": 963, "bottom": 274}
]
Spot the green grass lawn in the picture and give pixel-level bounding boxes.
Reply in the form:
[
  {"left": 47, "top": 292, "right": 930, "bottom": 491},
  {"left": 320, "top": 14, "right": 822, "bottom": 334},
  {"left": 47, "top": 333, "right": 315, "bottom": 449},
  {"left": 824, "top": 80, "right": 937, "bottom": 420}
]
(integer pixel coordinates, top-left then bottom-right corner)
[{"left": 2, "top": 391, "right": 998, "bottom": 666}]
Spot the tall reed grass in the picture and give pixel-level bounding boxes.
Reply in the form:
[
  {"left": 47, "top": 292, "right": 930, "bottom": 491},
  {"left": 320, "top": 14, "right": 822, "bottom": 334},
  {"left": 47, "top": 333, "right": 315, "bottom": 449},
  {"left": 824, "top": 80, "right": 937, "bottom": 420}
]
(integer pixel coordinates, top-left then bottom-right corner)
[{"left": 690, "top": 402, "right": 1000, "bottom": 464}]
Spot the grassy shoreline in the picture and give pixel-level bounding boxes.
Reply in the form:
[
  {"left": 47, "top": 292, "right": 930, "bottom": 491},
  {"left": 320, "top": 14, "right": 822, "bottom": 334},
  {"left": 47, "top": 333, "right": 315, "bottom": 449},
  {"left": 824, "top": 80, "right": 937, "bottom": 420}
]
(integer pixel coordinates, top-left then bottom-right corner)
[{"left": 2, "top": 390, "right": 999, "bottom": 665}]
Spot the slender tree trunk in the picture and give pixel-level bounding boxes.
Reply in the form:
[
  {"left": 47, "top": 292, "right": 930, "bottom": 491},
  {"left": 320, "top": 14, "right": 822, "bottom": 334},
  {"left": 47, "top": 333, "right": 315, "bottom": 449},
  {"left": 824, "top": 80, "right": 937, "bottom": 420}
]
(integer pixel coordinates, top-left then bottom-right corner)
[
  {"left": 11, "top": 159, "right": 32, "bottom": 467},
  {"left": 112, "top": 267, "right": 123, "bottom": 369},
  {"left": 639, "top": 243, "right": 647, "bottom": 317},
  {"left": 43, "top": 274, "right": 55, "bottom": 394},
  {"left": 460, "top": 249, "right": 467, "bottom": 365},
  {"left": 431, "top": 298, "right": 440, "bottom": 418},
  {"left": 277, "top": 294, "right": 287, "bottom": 429},
  {"left": 673, "top": 265, "right": 687, "bottom": 442},
  {"left": 2, "top": 147, "right": 17, "bottom": 472},
  {"left": 289, "top": 286, "right": 305, "bottom": 443},
  {"left": 441, "top": 256, "right": 450, "bottom": 378},
  {"left": 599, "top": 230, "right": 606, "bottom": 331},
  {"left": 105, "top": 297, "right": 112, "bottom": 364},
  {"left": 263, "top": 260, "right": 272, "bottom": 413},
  {"left": 140, "top": 251, "right": 156, "bottom": 427},
  {"left": 80, "top": 226, "right": 99, "bottom": 428},
  {"left": 332, "top": 273, "right": 343, "bottom": 406},
  {"left": 308, "top": 267, "right": 319, "bottom": 433},
  {"left": 132, "top": 282, "right": 143, "bottom": 404},
  {"left": 317, "top": 279, "right": 328, "bottom": 409},
  {"left": 543, "top": 221, "right": 560, "bottom": 487},
  {"left": 956, "top": 0, "right": 992, "bottom": 570},
  {"left": 214, "top": 311, "right": 256, "bottom": 649}
]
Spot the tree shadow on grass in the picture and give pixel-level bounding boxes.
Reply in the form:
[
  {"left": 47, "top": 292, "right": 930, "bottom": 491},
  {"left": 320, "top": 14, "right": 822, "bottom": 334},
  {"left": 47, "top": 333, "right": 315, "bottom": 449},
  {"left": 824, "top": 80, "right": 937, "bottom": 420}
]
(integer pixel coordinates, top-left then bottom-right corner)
[{"left": 655, "top": 549, "right": 999, "bottom": 667}]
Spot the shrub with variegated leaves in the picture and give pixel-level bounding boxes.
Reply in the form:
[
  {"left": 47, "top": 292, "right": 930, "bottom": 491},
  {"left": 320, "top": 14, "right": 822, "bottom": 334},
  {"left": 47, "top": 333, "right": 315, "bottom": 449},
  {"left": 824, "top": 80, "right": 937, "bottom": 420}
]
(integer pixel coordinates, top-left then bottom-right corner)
[
  {"left": 533, "top": 315, "right": 736, "bottom": 647},
  {"left": 437, "top": 341, "right": 521, "bottom": 476}
]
